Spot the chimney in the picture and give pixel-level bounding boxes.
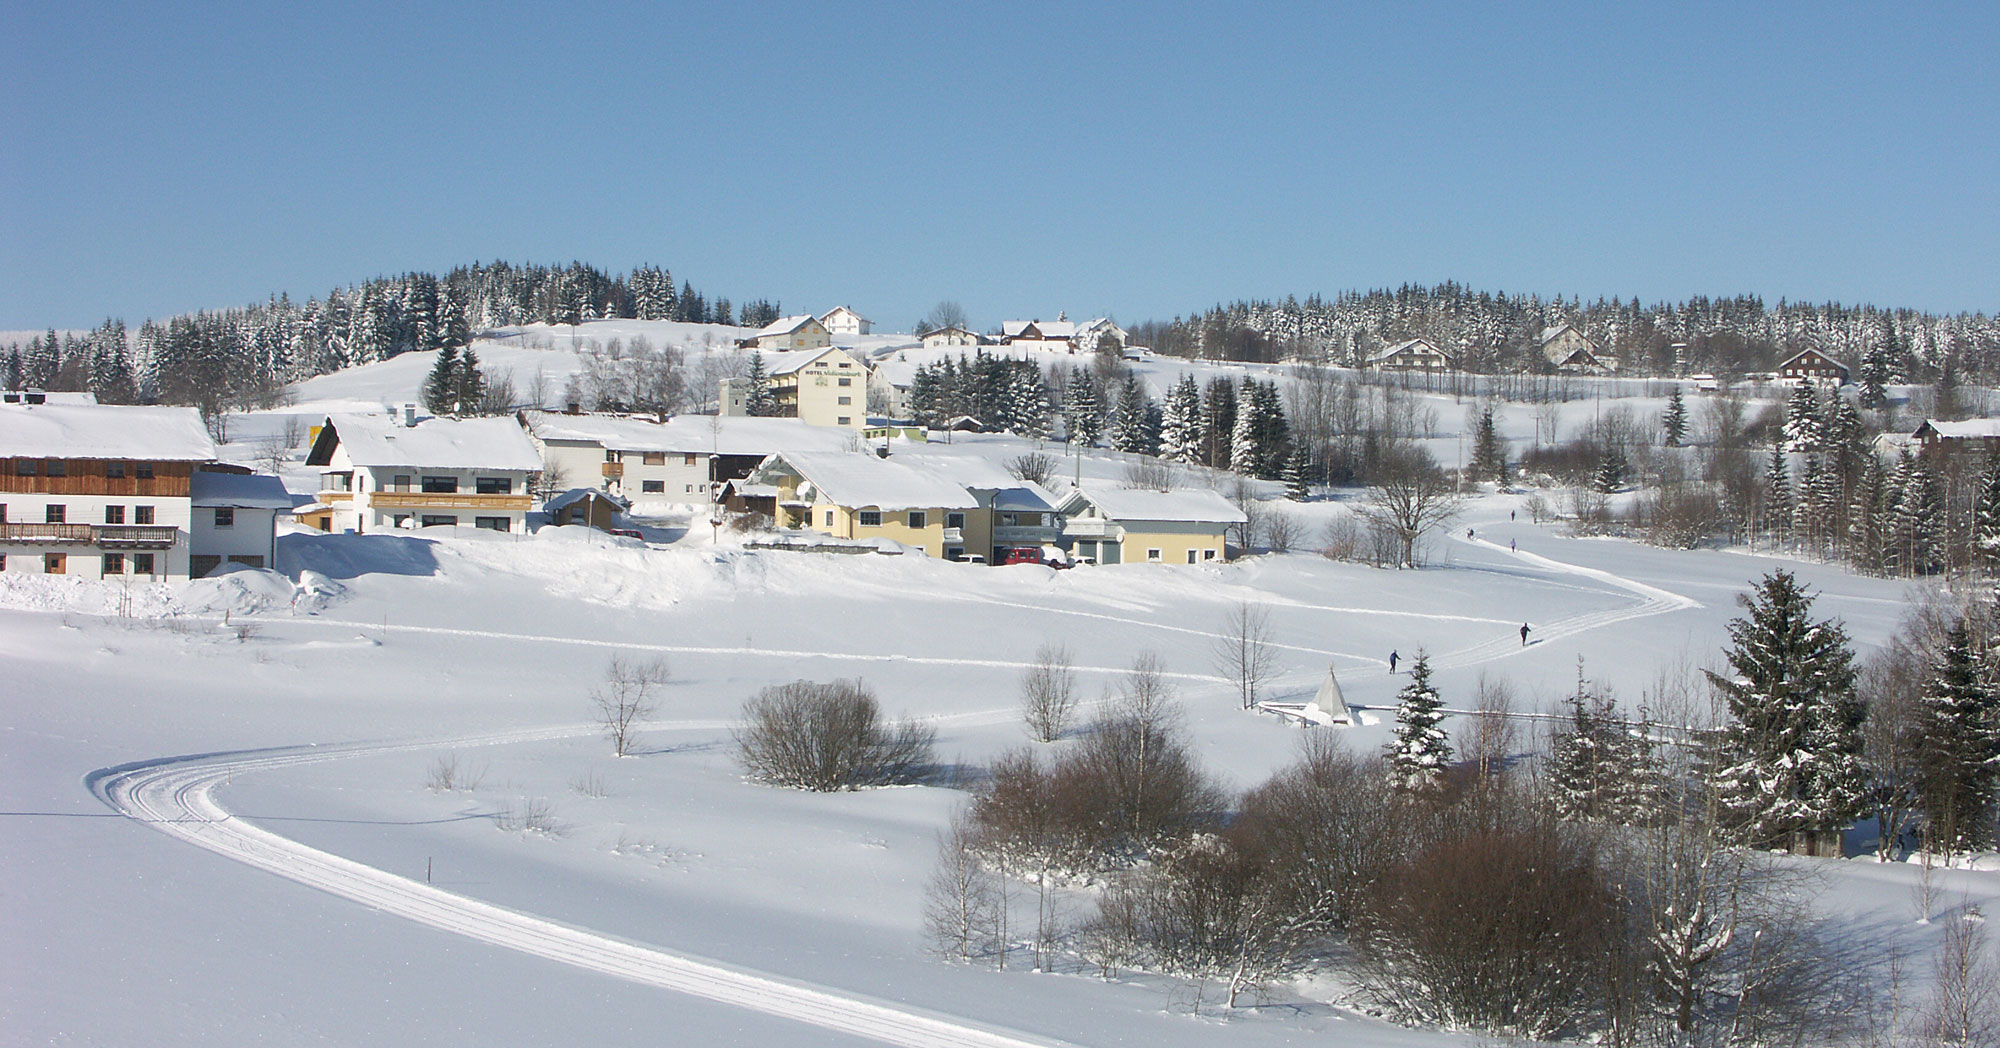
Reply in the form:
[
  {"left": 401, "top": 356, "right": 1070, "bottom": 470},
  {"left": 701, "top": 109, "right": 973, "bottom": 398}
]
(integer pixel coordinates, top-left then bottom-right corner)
[
  {"left": 565, "top": 401, "right": 582, "bottom": 415},
  {"left": 403, "top": 403, "right": 418, "bottom": 427}
]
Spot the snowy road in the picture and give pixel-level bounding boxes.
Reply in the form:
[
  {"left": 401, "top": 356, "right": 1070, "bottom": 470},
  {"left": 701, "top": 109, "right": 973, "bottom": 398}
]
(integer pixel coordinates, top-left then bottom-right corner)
[{"left": 87, "top": 729, "right": 1078, "bottom": 1048}]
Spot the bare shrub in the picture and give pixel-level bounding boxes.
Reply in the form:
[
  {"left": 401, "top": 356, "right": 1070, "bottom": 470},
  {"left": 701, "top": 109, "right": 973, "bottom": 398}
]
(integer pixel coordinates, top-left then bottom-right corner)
[
  {"left": 1020, "top": 641, "right": 1079, "bottom": 743},
  {"left": 1319, "top": 513, "right": 1363, "bottom": 561},
  {"left": 569, "top": 771, "right": 608, "bottom": 798},
  {"left": 726, "top": 510, "right": 773, "bottom": 533},
  {"left": 497, "top": 797, "right": 568, "bottom": 836},
  {"left": 1005, "top": 452, "right": 1057, "bottom": 487},
  {"left": 593, "top": 655, "right": 669, "bottom": 757},
  {"left": 922, "top": 813, "right": 1002, "bottom": 963},
  {"left": 1211, "top": 602, "right": 1278, "bottom": 709},
  {"left": 1262, "top": 508, "right": 1300, "bottom": 553},
  {"left": 426, "top": 752, "right": 485, "bottom": 792},
  {"left": 734, "top": 679, "right": 936, "bottom": 791},
  {"left": 1121, "top": 456, "right": 1179, "bottom": 491},
  {"left": 1920, "top": 912, "right": 2000, "bottom": 1047}
]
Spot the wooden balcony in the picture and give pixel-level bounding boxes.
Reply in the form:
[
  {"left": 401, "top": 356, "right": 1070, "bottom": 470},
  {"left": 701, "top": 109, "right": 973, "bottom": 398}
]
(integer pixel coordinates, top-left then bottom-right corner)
[
  {"left": 368, "top": 492, "right": 532, "bottom": 511},
  {"left": 96, "top": 525, "right": 180, "bottom": 549},
  {"left": 1, "top": 522, "right": 96, "bottom": 544},
  {"left": 601, "top": 462, "right": 624, "bottom": 478}
]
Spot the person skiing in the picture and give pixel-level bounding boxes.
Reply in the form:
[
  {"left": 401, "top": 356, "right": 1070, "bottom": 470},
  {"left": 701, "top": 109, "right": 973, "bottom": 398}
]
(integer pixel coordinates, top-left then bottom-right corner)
[
  {"left": 1388, "top": 649, "right": 1400, "bottom": 673},
  {"left": 1519, "top": 622, "right": 1531, "bottom": 647}
]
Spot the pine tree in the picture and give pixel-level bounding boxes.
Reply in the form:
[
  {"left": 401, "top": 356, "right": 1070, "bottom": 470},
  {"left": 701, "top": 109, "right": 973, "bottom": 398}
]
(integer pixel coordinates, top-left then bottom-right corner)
[
  {"left": 1847, "top": 453, "right": 1889, "bottom": 574},
  {"left": 1913, "top": 620, "right": 2000, "bottom": 854},
  {"left": 1975, "top": 458, "right": 2000, "bottom": 577},
  {"left": 1890, "top": 455, "right": 1944, "bottom": 576},
  {"left": 1592, "top": 447, "right": 1628, "bottom": 494},
  {"left": 1783, "top": 383, "right": 1822, "bottom": 451},
  {"left": 1386, "top": 652, "right": 1451, "bottom": 791},
  {"left": 1662, "top": 385, "right": 1688, "bottom": 447},
  {"left": 1200, "top": 377, "right": 1237, "bottom": 469},
  {"left": 454, "top": 347, "right": 486, "bottom": 415},
  {"left": 1229, "top": 381, "right": 1260, "bottom": 476},
  {"left": 1549, "top": 663, "right": 1654, "bottom": 824},
  {"left": 1283, "top": 447, "right": 1312, "bottom": 501},
  {"left": 422, "top": 345, "right": 460, "bottom": 416},
  {"left": 1062, "top": 367, "right": 1101, "bottom": 447},
  {"left": 1159, "top": 375, "right": 1204, "bottom": 464},
  {"left": 1704, "top": 570, "right": 1868, "bottom": 852},
  {"left": 1761, "top": 444, "right": 1792, "bottom": 545},
  {"left": 1858, "top": 342, "right": 1893, "bottom": 410},
  {"left": 744, "top": 352, "right": 774, "bottom": 417}
]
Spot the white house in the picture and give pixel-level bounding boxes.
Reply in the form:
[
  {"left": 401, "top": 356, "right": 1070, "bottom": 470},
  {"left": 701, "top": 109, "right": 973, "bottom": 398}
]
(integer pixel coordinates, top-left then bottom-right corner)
[
  {"left": 723, "top": 346, "right": 872, "bottom": 429},
  {"left": 1539, "top": 322, "right": 1611, "bottom": 372},
  {"left": 189, "top": 469, "right": 293, "bottom": 577},
  {"left": 1000, "top": 319, "right": 1079, "bottom": 353},
  {"left": 529, "top": 412, "right": 858, "bottom": 504},
  {"left": 0, "top": 403, "right": 214, "bottom": 579},
  {"left": 819, "top": 306, "right": 872, "bottom": 336},
  {"left": 1073, "top": 317, "right": 1128, "bottom": 353},
  {"left": 1369, "top": 337, "right": 1454, "bottom": 372},
  {"left": 920, "top": 325, "right": 982, "bottom": 350},
  {"left": 738, "top": 315, "right": 833, "bottom": 353},
  {"left": 302, "top": 412, "right": 541, "bottom": 534}
]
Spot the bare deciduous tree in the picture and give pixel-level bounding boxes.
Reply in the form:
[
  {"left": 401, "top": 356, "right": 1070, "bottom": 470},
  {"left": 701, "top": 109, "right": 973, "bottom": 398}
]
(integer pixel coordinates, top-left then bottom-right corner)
[
  {"left": 1212, "top": 602, "right": 1278, "bottom": 709},
  {"left": 922, "top": 812, "right": 1001, "bottom": 964},
  {"left": 593, "top": 655, "right": 669, "bottom": 756},
  {"left": 1005, "top": 452, "right": 1057, "bottom": 487},
  {"left": 1020, "top": 641, "right": 1080, "bottom": 743},
  {"left": 1357, "top": 447, "right": 1463, "bottom": 567},
  {"left": 1921, "top": 912, "right": 2000, "bottom": 1047}
]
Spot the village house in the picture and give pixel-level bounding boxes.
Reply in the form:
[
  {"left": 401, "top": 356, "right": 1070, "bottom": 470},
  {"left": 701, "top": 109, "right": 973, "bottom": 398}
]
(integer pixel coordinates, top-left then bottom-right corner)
[
  {"left": 1053, "top": 485, "right": 1245, "bottom": 565},
  {"left": 974, "top": 483, "right": 1063, "bottom": 564},
  {"left": 1912, "top": 418, "right": 2000, "bottom": 459},
  {"left": 1776, "top": 347, "right": 1851, "bottom": 386},
  {"left": 1368, "top": 337, "right": 1454, "bottom": 372},
  {"left": 920, "top": 325, "right": 982, "bottom": 350},
  {"left": 189, "top": 468, "right": 293, "bottom": 577},
  {"left": 1539, "top": 322, "right": 1611, "bottom": 372},
  {"left": 736, "top": 451, "right": 984, "bottom": 559},
  {"left": 737, "top": 314, "right": 833, "bottom": 353},
  {"left": 0, "top": 403, "right": 216, "bottom": 579},
  {"left": 529, "top": 412, "right": 861, "bottom": 503},
  {"left": 542, "top": 488, "right": 627, "bottom": 531},
  {"left": 1000, "top": 319, "right": 1079, "bottom": 353},
  {"left": 722, "top": 345, "right": 872, "bottom": 429},
  {"left": 1072, "top": 317, "right": 1129, "bottom": 354},
  {"left": 818, "top": 306, "right": 872, "bottom": 337},
  {"left": 302, "top": 410, "right": 541, "bottom": 534}
]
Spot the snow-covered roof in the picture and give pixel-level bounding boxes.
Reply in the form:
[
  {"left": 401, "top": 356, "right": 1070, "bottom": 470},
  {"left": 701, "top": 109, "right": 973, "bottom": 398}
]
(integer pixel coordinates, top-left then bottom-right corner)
[
  {"left": 819, "top": 306, "right": 870, "bottom": 324},
  {"left": 990, "top": 484, "right": 1059, "bottom": 513},
  {"left": 1916, "top": 418, "right": 2000, "bottom": 439},
  {"left": 530, "top": 412, "right": 858, "bottom": 456},
  {"left": 542, "top": 487, "right": 627, "bottom": 514},
  {"left": 1368, "top": 337, "right": 1445, "bottom": 363},
  {"left": 190, "top": 470, "right": 296, "bottom": 509},
  {"left": 0, "top": 404, "right": 215, "bottom": 461},
  {"left": 1072, "top": 485, "right": 1246, "bottom": 525},
  {"left": 763, "top": 346, "right": 864, "bottom": 377},
  {"left": 767, "top": 451, "right": 978, "bottom": 511},
  {"left": 751, "top": 315, "right": 823, "bottom": 339},
  {"left": 2, "top": 390, "right": 98, "bottom": 405},
  {"left": 1538, "top": 322, "right": 1577, "bottom": 344},
  {"left": 315, "top": 413, "right": 542, "bottom": 471},
  {"left": 1001, "top": 320, "right": 1076, "bottom": 340}
]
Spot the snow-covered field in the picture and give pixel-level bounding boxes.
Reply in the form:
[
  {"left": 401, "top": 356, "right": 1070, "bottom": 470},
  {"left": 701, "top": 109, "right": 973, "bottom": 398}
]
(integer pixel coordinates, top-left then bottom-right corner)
[{"left": 2, "top": 322, "right": 1983, "bottom": 1046}]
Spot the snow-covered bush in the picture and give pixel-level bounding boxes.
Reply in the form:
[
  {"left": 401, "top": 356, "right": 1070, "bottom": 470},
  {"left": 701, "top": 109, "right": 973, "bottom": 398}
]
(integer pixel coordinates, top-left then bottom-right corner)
[{"left": 733, "top": 679, "right": 934, "bottom": 792}]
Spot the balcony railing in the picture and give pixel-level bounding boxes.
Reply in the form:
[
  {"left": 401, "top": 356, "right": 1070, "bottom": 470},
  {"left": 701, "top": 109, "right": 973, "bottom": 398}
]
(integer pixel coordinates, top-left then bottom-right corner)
[
  {"left": 368, "top": 492, "right": 532, "bottom": 511},
  {"left": 0, "top": 523, "right": 179, "bottom": 548},
  {"left": 96, "top": 525, "right": 180, "bottom": 549},
  {"left": 941, "top": 527, "right": 964, "bottom": 543},
  {"left": 1059, "top": 517, "right": 1120, "bottom": 539},
  {"left": 601, "top": 462, "right": 624, "bottom": 478},
  {"left": 1, "top": 522, "right": 96, "bottom": 544}
]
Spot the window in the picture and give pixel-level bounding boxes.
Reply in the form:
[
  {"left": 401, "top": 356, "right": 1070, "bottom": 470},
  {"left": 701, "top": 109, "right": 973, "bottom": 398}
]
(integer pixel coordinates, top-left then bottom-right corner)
[
  {"left": 46, "top": 459, "right": 65, "bottom": 477},
  {"left": 393, "top": 474, "right": 412, "bottom": 491},
  {"left": 858, "top": 510, "right": 882, "bottom": 527},
  {"left": 641, "top": 480, "right": 665, "bottom": 494},
  {"left": 105, "top": 462, "right": 124, "bottom": 478},
  {"left": 133, "top": 553, "right": 154, "bottom": 575},
  {"left": 103, "top": 553, "right": 124, "bottom": 574},
  {"left": 13, "top": 460, "right": 34, "bottom": 476},
  {"left": 421, "top": 514, "right": 457, "bottom": 527},
  {"left": 228, "top": 555, "right": 264, "bottom": 568},
  {"left": 999, "top": 512, "right": 1016, "bottom": 526},
  {"left": 824, "top": 510, "right": 834, "bottom": 527},
  {"left": 135, "top": 505, "right": 154, "bottom": 524},
  {"left": 421, "top": 476, "right": 458, "bottom": 493},
  {"left": 946, "top": 547, "right": 964, "bottom": 561},
  {"left": 45, "top": 504, "right": 65, "bottom": 524},
  {"left": 836, "top": 416, "right": 851, "bottom": 426},
  {"left": 837, "top": 396, "right": 851, "bottom": 406},
  {"left": 191, "top": 555, "right": 221, "bottom": 578},
  {"left": 1148, "top": 548, "right": 1163, "bottom": 562},
  {"left": 393, "top": 514, "right": 411, "bottom": 528},
  {"left": 45, "top": 553, "right": 65, "bottom": 574},
  {"left": 1203, "top": 549, "right": 1218, "bottom": 561},
  {"left": 605, "top": 449, "right": 622, "bottom": 462},
  {"left": 946, "top": 512, "right": 965, "bottom": 529},
  {"left": 474, "top": 516, "right": 510, "bottom": 532},
  {"left": 104, "top": 505, "right": 125, "bottom": 524},
  {"left": 213, "top": 508, "right": 234, "bottom": 527},
  {"left": 322, "top": 472, "right": 352, "bottom": 491},
  {"left": 1187, "top": 550, "right": 1198, "bottom": 564},
  {"left": 684, "top": 454, "right": 699, "bottom": 466},
  {"left": 474, "top": 477, "right": 512, "bottom": 495},
  {"left": 908, "top": 511, "right": 926, "bottom": 529},
  {"left": 135, "top": 463, "right": 153, "bottom": 479},
  {"left": 0, "top": 554, "right": 6, "bottom": 570},
  {"left": 837, "top": 377, "right": 852, "bottom": 387}
]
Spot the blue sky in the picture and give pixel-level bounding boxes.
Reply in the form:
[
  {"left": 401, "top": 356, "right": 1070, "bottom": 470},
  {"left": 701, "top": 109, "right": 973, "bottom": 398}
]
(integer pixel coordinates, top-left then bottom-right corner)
[{"left": 4, "top": 2, "right": 1995, "bottom": 332}]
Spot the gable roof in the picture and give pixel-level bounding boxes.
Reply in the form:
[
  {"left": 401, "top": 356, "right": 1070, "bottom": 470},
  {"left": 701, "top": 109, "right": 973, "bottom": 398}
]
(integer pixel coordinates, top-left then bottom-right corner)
[
  {"left": 1002, "top": 319, "right": 1076, "bottom": 340},
  {"left": 0, "top": 403, "right": 215, "bottom": 461},
  {"left": 819, "top": 306, "right": 870, "bottom": 324},
  {"left": 764, "top": 451, "right": 978, "bottom": 511},
  {"left": 309, "top": 413, "right": 542, "bottom": 471},
  {"left": 529, "top": 412, "right": 859, "bottom": 456},
  {"left": 763, "top": 345, "right": 866, "bottom": 377},
  {"left": 1369, "top": 337, "right": 1447, "bottom": 363},
  {"left": 1914, "top": 418, "right": 2000, "bottom": 440},
  {"left": 1068, "top": 485, "right": 1247, "bottom": 525},
  {"left": 751, "top": 315, "right": 826, "bottom": 339},
  {"left": 190, "top": 470, "right": 296, "bottom": 509},
  {"left": 1778, "top": 347, "right": 1849, "bottom": 372}
]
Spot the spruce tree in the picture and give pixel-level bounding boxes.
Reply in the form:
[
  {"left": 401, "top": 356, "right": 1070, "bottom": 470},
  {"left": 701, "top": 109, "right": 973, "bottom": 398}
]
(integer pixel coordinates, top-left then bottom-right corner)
[
  {"left": 1784, "top": 383, "right": 1822, "bottom": 451},
  {"left": 1662, "top": 385, "right": 1688, "bottom": 447},
  {"left": 1229, "top": 381, "right": 1260, "bottom": 476},
  {"left": 1201, "top": 377, "right": 1237, "bottom": 469},
  {"left": 1386, "top": 652, "right": 1451, "bottom": 791},
  {"left": 1471, "top": 406, "right": 1504, "bottom": 483},
  {"left": 744, "top": 352, "right": 774, "bottom": 417},
  {"left": 1762, "top": 444, "right": 1792, "bottom": 544},
  {"left": 1914, "top": 620, "right": 2000, "bottom": 854},
  {"left": 1284, "top": 447, "right": 1312, "bottom": 501},
  {"left": 1975, "top": 458, "right": 2000, "bottom": 577},
  {"left": 1592, "top": 447, "right": 1628, "bottom": 494},
  {"left": 1549, "top": 663, "right": 1652, "bottom": 824},
  {"left": 1159, "top": 375, "right": 1203, "bottom": 464},
  {"left": 1063, "top": 367, "right": 1101, "bottom": 447},
  {"left": 454, "top": 347, "right": 486, "bottom": 415},
  {"left": 1704, "top": 570, "right": 1868, "bottom": 852},
  {"left": 1858, "top": 342, "right": 1893, "bottom": 410},
  {"left": 422, "top": 345, "right": 460, "bottom": 416}
]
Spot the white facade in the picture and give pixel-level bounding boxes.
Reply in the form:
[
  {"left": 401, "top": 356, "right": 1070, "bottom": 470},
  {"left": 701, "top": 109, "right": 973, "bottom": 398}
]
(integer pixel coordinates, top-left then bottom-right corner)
[
  {"left": 740, "top": 315, "right": 833, "bottom": 352},
  {"left": 920, "top": 326, "right": 981, "bottom": 350},
  {"left": 305, "top": 414, "right": 541, "bottom": 535},
  {"left": 190, "top": 471, "right": 290, "bottom": 576},
  {"left": 819, "top": 306, "right": 872, "bottom": 336},
  {"left": 0, "top": 489, "right": 192, "bottom": 580}
]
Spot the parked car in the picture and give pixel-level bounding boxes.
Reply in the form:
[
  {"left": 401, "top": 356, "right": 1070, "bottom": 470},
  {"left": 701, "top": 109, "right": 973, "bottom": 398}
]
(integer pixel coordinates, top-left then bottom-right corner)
[{"left": 608, "top": 528, "right": 645, "bottom": 540}]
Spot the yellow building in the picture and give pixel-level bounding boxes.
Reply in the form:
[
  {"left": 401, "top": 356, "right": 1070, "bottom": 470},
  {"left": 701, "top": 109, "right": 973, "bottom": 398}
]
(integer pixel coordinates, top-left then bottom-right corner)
[
  {"left": 745, "top": 451, "right": 984, "bottom": 559},
  {"left": 1054, "top": 485, "right": 1244, "bottom": 565}
]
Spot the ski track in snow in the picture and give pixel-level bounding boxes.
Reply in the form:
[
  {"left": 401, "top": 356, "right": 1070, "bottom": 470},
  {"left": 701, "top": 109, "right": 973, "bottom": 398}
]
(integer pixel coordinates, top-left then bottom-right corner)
[
  {"left": 1430, "top": 537, "right": 1702, "bottom": 671},
  {"left": 88, "top": 724, "right": 1080, "bottom": 1048}
]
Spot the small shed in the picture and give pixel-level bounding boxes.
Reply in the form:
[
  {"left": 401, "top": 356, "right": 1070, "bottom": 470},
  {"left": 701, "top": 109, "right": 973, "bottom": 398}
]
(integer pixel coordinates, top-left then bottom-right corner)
[{"left": 543, "top": 488, "right": 627, "bottom": 531}]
